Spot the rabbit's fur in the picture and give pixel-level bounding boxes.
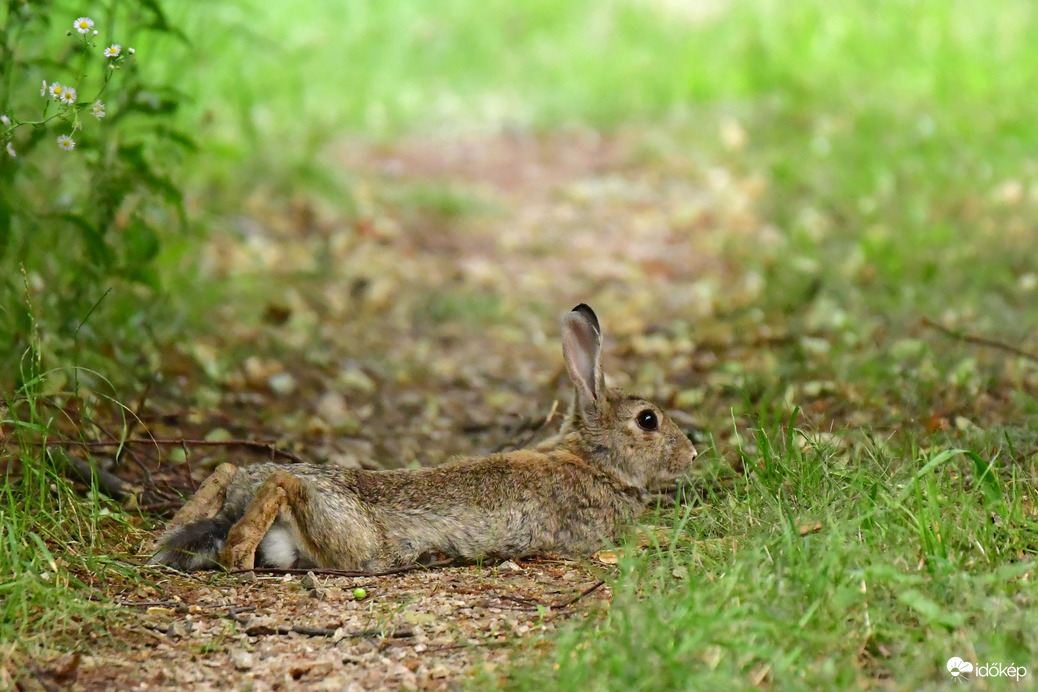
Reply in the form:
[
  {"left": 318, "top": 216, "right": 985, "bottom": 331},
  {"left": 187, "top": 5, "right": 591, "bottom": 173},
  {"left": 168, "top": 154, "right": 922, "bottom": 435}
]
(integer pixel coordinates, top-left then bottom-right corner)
[{"left": 148, "top": 304, "right": 698, "bottom": 572}]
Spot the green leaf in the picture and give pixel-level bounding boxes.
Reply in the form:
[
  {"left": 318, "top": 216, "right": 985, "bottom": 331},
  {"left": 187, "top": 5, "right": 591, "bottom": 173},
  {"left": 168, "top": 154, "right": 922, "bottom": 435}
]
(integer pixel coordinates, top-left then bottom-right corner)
[
  {"left": 158, "top": 127, "right": 199, "bottom": 152},
  {"left": 896, "top": 589, "right": 967, "bottom": 630},
  {"left": 119, "top": 143, "right": 185, "bottom": 213},
  {"left": 137, "top": 0, "right": 191, "bottom": 44},
  {"left": 0, "top": 194, "right": 11, "bottom": 261},
  {"left": 125, "top": 265, "right": 161, "bottom": 288},
  {"left": 897, "top": 589, "right": 965, "bottom": 629},
  {"left": 124, "top": 221, "right": 161, "bottom": 265},
  {"left": 964, "top": 450, "right": 1002, "bottom": 507},
  {"left": 55, "top": 213, "right": 114, "bottom": 268}
]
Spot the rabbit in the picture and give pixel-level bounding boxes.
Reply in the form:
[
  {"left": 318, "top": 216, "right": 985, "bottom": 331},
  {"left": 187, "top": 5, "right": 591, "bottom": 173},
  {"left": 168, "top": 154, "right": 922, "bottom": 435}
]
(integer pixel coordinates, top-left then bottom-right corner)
[{"left": 148, "top": 304, "right": 699, "bottom": 572}]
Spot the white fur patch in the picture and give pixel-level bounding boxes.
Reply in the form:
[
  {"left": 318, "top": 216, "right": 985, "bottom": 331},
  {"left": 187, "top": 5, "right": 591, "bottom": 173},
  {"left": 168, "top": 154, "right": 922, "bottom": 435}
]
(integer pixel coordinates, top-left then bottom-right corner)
[{"left": 259, "top": 524, "right": 300, "bottom": 568}]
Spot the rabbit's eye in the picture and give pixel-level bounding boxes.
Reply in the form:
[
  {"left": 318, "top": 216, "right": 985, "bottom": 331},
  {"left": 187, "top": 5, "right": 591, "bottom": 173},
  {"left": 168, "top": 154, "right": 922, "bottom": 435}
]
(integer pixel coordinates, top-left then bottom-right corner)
[{"left": 636, "top": 409, "right": 659, "bottom": 432}]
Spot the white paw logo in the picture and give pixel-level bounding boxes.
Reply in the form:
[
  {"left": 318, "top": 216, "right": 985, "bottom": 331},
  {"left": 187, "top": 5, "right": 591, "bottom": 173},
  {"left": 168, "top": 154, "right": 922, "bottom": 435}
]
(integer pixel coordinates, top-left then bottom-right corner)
[{"left": 947, "top": 657, "right": 974, "bottom": 678}]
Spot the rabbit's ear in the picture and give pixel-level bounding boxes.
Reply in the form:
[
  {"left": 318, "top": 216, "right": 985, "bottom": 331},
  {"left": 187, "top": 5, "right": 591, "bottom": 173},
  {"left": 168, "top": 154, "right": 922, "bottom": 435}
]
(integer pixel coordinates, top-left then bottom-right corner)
[{"left": 561, "top": 304, "right": 604, "bottom": 411}]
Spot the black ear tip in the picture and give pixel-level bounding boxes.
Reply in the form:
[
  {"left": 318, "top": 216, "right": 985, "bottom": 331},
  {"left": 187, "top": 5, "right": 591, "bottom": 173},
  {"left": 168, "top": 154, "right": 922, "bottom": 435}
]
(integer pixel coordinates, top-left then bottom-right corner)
[{"left": 570, "top": 303, "right": 600, "bottom": 331}]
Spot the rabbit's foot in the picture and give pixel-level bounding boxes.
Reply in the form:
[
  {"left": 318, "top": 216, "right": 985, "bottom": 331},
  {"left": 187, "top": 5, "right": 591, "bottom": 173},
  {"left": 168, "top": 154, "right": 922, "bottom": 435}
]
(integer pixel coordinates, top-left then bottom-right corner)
[
  {"left": 146, "top": 462, "right": 238, "bottom": 554},
  {"left": 219, "top": 470, "right": 302, "bottom": 571}
]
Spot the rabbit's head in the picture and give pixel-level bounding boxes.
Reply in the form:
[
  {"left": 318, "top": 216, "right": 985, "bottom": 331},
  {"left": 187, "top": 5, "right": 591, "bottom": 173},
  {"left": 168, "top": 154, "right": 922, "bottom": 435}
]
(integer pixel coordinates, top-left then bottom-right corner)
[{"left": 562, "top": 304, "right": 699, "bottom": 491}]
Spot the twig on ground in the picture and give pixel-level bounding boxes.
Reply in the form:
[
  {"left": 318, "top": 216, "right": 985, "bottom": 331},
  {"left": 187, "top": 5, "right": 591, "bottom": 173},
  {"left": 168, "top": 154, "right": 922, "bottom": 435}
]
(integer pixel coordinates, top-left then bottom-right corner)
[
  {"left": 921, "top": 316, "right": 1038, "bottom": 364},
  {"left": 227, "top": 559, "right": 458, "bottom": 579},
  {"left": 139, "top": 499, "right": 181, "bottom": 513},
  {"left": 44, "top": 436, "right": 308, "bottom": 465},
  {"left": 119, "top": 599, "right": 189, "bottom": 610},
  {"left": 554, "top": 579, "right": 607, "bottom": 608},
  {"left": 118, "top": 600, "right": 256, "bottom": 617},
  {"left": 228, "top": 606, "right": 257, "bottom": 619},
  {"left": 495, "top": 579, "right": 606, "bottom": 611},
  {"left": 92, "top": 419, "right": 154, "bottom": 485},
  {"left": 237, "top": 620, "right": 414, "bottom": 639},
  {"left": 54, "top": 450, "right": 143, "bottom": 502},
  {"left": 28, "top": 668, "right": 61, "bottom": 692},
  {"left": 423, "top": 638, "right": 511, "bottom": 653}
]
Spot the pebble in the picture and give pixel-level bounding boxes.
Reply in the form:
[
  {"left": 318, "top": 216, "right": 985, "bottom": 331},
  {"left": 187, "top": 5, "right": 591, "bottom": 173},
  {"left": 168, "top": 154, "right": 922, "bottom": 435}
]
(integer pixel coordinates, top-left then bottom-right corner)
[{"left": 231, "top": 650, "right": 253, "bottom": 671}]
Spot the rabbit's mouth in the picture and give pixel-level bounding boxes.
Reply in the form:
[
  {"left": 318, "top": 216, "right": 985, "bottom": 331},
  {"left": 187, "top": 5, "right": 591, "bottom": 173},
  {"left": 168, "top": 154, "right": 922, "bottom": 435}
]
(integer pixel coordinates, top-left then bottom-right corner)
[{"left": 647, "top": 467, "right": 692, "bottom": 491}]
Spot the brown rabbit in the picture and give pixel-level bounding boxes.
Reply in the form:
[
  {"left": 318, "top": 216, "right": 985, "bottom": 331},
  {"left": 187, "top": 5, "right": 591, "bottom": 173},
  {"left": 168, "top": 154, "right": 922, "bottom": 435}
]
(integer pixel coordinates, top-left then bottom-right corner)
[{"left": 148, "top": 304, "right": 698, "bottom": 572}]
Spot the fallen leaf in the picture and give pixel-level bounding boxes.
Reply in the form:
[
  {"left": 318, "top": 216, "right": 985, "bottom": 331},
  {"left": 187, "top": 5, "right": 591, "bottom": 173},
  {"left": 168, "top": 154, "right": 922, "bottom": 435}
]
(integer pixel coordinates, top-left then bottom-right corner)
[
  {"left": 635, "top": 527, "right": 671, "bottom": 548},
  {"left": 799, "top": 521, "right": 823, "bottom": 536},
  {"left": 204, "top": 427, "right": 233, "bottom": 442}
]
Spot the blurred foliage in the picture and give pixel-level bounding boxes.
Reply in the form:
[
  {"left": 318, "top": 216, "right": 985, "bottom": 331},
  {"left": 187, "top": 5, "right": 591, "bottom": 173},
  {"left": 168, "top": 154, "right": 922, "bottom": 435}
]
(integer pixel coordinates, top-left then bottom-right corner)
[{"left": 0, "top": 0, "right": 192, "bottom": 387}]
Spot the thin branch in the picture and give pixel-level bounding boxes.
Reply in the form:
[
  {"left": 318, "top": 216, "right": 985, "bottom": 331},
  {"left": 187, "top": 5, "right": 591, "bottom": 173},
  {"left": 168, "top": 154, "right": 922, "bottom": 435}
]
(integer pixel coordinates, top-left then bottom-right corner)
[
  {"left": 555, "top": 579, "right": 607, "bottom": 608},
  {"left": 117, "top": 600, "right": 256, "bottom": 617},
  {"left": 241, "top": 623, "right": 414, "bottom": 639},
  {"left": 43, "top": 436, "right": 308, "bottom": 464},
  {"left": 139, "top": 499, "right": 181, "bottom": 513},
  {"left": 92, "top": 419, "right": 153, "bottom": 484},
  {"left": 921, "top": 316, "right": 1038, "bottom": 364},
  {"left": 227, "top": 559, "right": 457, "bottom": 579},
  {"left": 495, "top": 580, "right": 606, "bottom": 611},
  {"left": 54, "top": 450, "right": 142, "bottom": 502}
]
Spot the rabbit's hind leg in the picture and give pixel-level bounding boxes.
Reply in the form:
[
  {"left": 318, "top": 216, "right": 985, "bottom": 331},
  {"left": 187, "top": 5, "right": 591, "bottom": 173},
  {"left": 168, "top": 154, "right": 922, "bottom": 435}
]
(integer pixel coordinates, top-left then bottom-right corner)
[
  {"left": 147, "top": 462, "right": 238, "bottom": 553},
  {"left": 218, "top": 470, "right": 302, "bottom": 571}
]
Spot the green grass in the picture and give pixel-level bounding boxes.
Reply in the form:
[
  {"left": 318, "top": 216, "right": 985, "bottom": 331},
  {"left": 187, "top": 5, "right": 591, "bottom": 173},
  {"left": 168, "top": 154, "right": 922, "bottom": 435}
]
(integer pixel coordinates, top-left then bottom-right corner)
[
  {"left": 1, "top": 370, "right": 147, "bottom": 664},
  {"left": 501, "top": 429, "right": 1038, "bottom": 690}
]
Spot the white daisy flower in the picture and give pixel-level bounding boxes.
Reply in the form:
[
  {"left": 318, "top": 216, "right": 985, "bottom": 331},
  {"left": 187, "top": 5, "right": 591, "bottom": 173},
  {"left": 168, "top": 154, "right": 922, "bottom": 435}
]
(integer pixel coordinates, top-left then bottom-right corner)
[
  {"left": 73, "top": 17, "right": 94, "bottom": 34},
  {"left": 49, "top": 83, "right": 64, "bottom": 98},
  {"left": 103, "top": 44, "right": 121, "bottom": 58},
  {"left": 57, "top": 134, "right": 75, "bottom": 151},
  {"left": 91, "top": 101, "right": 106, "bottom": 119},
  {"left": 59, "top": 87, "right": 77, "bottom": 105},
  {"left": 5, "top": 142, "right": 15, "bottom": 158},
  {"left": 1, "top": 115, "right": 10, "bottom": 127}
]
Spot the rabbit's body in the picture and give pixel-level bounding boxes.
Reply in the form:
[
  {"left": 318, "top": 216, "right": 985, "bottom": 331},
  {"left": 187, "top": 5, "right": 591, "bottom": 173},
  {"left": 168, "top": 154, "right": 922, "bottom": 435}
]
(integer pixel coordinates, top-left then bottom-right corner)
[
  {"left": 149, "top": 305, "right": 698, "bottom": 572},
  {"left": 152, "top": 447, "right": 644, "bottom": 571}
]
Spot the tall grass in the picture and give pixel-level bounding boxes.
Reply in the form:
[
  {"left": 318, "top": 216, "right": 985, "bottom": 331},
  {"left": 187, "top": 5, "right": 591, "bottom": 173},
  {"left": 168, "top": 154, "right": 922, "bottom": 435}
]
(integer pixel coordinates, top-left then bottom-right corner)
[{"left": 504, "top": 438, "right": 1038, "bottom": 689}]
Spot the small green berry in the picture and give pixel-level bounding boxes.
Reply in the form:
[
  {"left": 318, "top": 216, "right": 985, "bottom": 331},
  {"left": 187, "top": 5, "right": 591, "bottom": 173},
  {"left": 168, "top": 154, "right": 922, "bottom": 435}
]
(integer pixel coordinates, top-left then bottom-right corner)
[{"left": 353, "top": 587, "right": 367, "bottom": 600}]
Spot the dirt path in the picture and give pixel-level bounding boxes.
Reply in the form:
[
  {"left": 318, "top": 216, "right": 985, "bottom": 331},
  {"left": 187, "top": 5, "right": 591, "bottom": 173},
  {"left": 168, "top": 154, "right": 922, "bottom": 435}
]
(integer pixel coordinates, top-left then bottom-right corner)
[
  {"left": 54, "top": 127, "right": 765, "bottom": 691},
  {"left": 73, "top": 560, "right": 610, "bottom": 690}
]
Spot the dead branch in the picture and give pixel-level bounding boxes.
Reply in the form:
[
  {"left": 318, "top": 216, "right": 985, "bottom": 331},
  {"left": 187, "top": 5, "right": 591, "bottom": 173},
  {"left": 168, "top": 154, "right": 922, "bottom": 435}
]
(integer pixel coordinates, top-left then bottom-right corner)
[
  {"left": 91, "top": 419, "right": 153, "bottom": 484},
  {"left": 495, "top": 579, "right": 605, "bottom": 611},
  {"left": 239, "top": 621, "right": 414, "bottom": 639},
  {"left": 44, "top": 436, "right": 308, "bottom": 465},
  {"left": 555, "top": 579, "right": 606, "bottom": 608},
  {"left": 921, "top": 316, "right": 1038, "bottom": 364},
  {"left": 227, "top": 559, "right": 457, "bottom": 579},
  {"left": 118, "top": 600, "right": 256, "bottom": 617},
  {"left": 53, "top": 450, "right": 143, "bottom": 503}
]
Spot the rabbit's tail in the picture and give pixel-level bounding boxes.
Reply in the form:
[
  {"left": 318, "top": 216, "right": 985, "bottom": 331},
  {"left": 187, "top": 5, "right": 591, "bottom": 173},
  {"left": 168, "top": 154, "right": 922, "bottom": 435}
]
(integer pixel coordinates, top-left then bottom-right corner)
[{"left": 147, "top": 515, "right": 235, "bottom": 571}]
